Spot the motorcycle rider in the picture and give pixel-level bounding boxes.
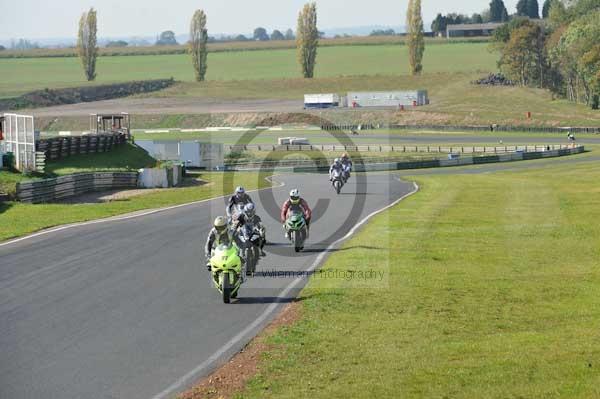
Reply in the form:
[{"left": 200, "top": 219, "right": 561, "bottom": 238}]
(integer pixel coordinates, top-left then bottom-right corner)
[
  {"left": 205, "top": 216, "right": 245, "bottom": 276},
  {"left": 226, "top": 186, "right": 254, "bottom": 221},
  {"left": 329, "top": 158, "right": 345, "bottom": 182},
  {"left": 340, "top": 152, "right": 353, "bottom": 182},
  {"left": 235, "top": 203, "right": 267, "bottom": 257},
  {"left": 280, "top": 189, "right": 312, "bottom": 238}
]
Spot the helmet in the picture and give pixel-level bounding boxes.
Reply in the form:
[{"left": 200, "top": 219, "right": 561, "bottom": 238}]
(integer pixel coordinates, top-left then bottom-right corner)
[
  {"left": 334, "top": 158, "right": 341, "bottom": 165},
  {"left": 244, "top": 203, "right": 256, "bottom": 218},
  {"left": 214, "top": 216, "right": 227, "bottom": 232},
  {"left": 235, "top": 186, "right": 245, "bottom": 195},
  {"left": 290, "top": 189, "right": 300, "bottom": 205},
  {"left": 341, "top": 152, "right": 349, "bottom": 159}
]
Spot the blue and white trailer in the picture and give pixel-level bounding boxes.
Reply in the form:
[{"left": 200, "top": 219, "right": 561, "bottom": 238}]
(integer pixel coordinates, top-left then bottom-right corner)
[{"left": 303, "top": 93, "right": 341, "bottom": 109}]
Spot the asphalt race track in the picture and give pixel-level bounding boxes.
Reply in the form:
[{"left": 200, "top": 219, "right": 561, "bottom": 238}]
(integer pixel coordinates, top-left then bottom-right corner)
[{"left": 0, "top": 173, "right": 415, "bottom": 399}]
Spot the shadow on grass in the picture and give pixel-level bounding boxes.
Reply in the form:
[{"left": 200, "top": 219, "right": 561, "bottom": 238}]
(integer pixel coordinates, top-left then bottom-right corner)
[{"left": 0, "top": 201, "right": 14, "bottom": 215}]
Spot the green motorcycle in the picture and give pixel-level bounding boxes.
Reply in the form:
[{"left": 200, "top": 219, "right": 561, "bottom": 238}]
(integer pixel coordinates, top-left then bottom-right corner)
[
  {"left": 209, "top": 243, "right": 243, "bottom": 303},
  {"left": 285, "top": 210, "right": 308, "bottom": 253}
]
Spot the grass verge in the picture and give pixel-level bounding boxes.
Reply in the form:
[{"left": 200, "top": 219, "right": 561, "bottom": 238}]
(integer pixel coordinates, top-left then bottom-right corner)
[
  {"left": 0, "top": 172, "right": 272, "bottom": 242},
  {"left": 228, "top": 161, "right": 600, "bottom": 398},
  {"left": 44, "top": 143, "right": 158, "bottom": 176}
]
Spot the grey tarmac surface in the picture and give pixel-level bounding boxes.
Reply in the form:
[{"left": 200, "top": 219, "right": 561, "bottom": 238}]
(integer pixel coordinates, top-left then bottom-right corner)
[{"left": 0, "top": 173, "right": 414, "bottom": 399}]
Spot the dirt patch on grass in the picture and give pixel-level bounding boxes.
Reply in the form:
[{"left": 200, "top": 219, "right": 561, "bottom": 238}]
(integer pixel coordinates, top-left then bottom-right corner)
[{"left": 178, "top": 301, "right": 302, "bottom": 399}]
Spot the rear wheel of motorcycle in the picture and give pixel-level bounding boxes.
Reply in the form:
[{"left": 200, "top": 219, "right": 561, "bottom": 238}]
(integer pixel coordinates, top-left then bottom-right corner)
[{"left": 222, "top": 273, "right": 232, "bottom": 304}]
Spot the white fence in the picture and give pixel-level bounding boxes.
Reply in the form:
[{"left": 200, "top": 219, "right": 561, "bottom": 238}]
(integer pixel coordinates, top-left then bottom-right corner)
[{"left": 2, "top": 114, "right": 36, "bottom": 171}]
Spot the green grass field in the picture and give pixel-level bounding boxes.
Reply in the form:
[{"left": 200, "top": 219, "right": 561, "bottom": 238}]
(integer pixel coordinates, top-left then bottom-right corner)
[
  {"left": 0, "top": 43, "right": 496, "bottom": 98},
  {"left": 229, "top": 155, "right": 600, "bottom": 399}
]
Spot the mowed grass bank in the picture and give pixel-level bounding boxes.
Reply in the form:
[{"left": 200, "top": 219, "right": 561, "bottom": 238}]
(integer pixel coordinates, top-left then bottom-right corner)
[
  {"left": 231, "top": 161, "right": 600, "bottom": 398},
  {"left": 0, "top": 171, "right": 271, "bottom": 242},
  {"left": 0, "top": 43, "right": 496, "bottom": 97}
]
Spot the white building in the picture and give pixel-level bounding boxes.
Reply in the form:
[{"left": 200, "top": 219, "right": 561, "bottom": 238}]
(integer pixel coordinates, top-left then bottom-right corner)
[{"left": 347, "top": 91, "right": 429, "bottom": 108}]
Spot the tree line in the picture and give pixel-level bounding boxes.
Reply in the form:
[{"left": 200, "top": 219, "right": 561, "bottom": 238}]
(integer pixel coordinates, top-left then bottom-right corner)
[
  {"left": 432, "top": 0, "right": 556, "bottom": 35},
  {"left": 492, "top": 0, "right": 600, "bottom": 109}
]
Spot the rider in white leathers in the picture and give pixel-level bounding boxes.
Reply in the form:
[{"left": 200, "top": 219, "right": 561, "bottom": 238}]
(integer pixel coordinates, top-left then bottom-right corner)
[{"left": 329, "top": 158, "right": 345, "bottom": 181}]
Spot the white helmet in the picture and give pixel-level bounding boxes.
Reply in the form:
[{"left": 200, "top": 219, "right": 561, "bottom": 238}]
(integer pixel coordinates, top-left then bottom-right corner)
[
  {"left": 334, "top": 158, "right": 341, "bottom": 165},
  {"left": 235, "top": 186, "right": 245, "bottom": 195},
  {"left": 244, "top": 203, "right": 256, "bottom": 218},
  {"left": 289, "top": 189, "right": 300, "bottom": 204},
  {"left": 214, "top": 216, "right": 227, "bottom": 232}
]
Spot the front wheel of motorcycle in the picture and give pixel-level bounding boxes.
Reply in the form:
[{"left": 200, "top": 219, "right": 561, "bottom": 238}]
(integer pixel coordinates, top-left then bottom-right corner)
[
  {"left": 293, "top": 231, "right": 302, "bottom": 252},
  {"left": 222, "top": 273, "right": 232, "bottom": 304}
]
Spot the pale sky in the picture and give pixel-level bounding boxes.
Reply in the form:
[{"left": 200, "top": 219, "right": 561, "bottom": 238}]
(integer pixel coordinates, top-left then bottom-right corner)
[{"left": 0, "top": 0, "right": 521, "bottom": 40}]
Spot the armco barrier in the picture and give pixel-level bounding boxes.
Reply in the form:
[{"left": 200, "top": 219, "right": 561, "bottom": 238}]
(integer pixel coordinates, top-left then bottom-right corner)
[
  {"left": 291, "top": 146, "right": 584, "bottom": 173},
  {"left": 17, "top": 172, "right": 139, "bottom": 203}
]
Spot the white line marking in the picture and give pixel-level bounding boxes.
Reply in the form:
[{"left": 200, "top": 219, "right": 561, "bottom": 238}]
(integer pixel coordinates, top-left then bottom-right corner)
[
  {"left": 0, "top": 176, "right": 284, "bottom": 249},
  {"left": 151, "top": 179, "right": 420, "bottom": 399}
]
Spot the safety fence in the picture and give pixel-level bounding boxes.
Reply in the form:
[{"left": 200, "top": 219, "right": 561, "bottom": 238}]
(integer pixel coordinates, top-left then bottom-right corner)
[
  {"left": 320, "top": 124, "right": 600, "bottom": 134},
  {"left": 228, "top": 146, "right": 584, "bottom": 172},
  {"left": 17, "top": 172, "right": 139, "bottom": 204},
  {"left": 225, "top": 144, "right": 571, "bottom": 156},
  {"left": 295, "top": 146, "right": 585, "bottom": 173}
]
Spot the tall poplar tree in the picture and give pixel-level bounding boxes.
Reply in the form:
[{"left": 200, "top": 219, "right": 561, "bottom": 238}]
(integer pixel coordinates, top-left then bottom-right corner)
[
  {"left": 77, "top": 8, "right": 98, "bottom": 81},
  {"left": 189, "top": 9, "right": 209, "bottom": 81},
  {"left": 407, "top": 0, "right": 425, "bottom": 75},
  {"left": 296, "top": 2, "right": 319, "bottom": 78}
]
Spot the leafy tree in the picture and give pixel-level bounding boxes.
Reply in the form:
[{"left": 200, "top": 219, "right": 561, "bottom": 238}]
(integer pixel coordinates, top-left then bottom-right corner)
[
  {"left": 517, "top": 0, "right": 529, "bottom": 16},
  {"left": 472, "top": 13, "right": 484, "bottom": 23},
  {"left": 481, "top": 9, "right": 492, "bottom": 23},
  {"left": 548, "top": 0, "right": 569, "bottom": 27},
  {"left": 0, "top": 45, "right": 5, "bottom": 51},
  {"left": 498, "top": 21, "right": 546, "bottom": 86},
  {"left": 77, "top": 8, "right": 98, "bottom": 81},
  {"left": 552, "top": 11, "right": 600, "bottom": 105},
  {"left": 253, "top": 27, "right": 270, "bottom": 41},
  {"left": 106, "top": 40, "right": 128, "bottom": 47},
  {"left": 11, "top": 39, "right": 40, "bottom": 50},
  {"left": 502, "top": 6, "right": 510, "bottom": 21},
  {"left": 370, "top": 29, "right": 396, "bottom": 36},
  {"left": 189, "top": 9, "right": 208, "bottom": 82},
  {"left": 492, "top": 17, "right": 530, "bottom": 43},
  {"left": 527, "top": 0, "right": 540, "bottom": 19},
  {"left": 296, "top": 2, "right": 319, "bottom": 78},
  {"left": 156, "top": 31, "right": 178, "bottom": 45},
  {"left": 542, "top": 0, "right": 553, "bottom": 18},
  {"left": 431, "top": 13, "right": 447, "bottom": 35},
  {"left": 285, "top": 29, "right": 295, "bottom": 40},
  {"left": 490, "top": 0, "right": 510, "bottom": 22},
  {"left": 271, "top": 30, "right": 285, "bottom": 40},
  {"left": 234, "top": 34, "right": 248, "bottom": 41},
  {"left": 407, "top": 0, "right": 425, "bottom": 75}
]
